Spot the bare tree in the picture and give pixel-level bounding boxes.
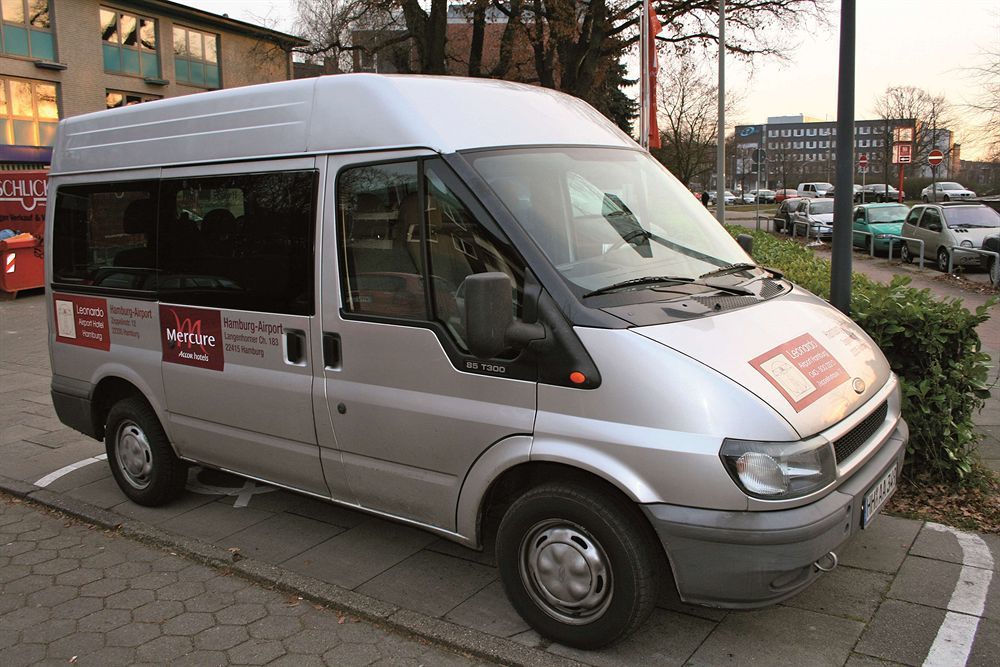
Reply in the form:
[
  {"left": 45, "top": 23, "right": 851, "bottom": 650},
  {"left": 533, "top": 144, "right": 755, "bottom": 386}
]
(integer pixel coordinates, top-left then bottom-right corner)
[
  {"left": 872, "top": 85, "right": 957, "bottom": 186},
  {"left": 651, "top": 54, "right": 739, "bottom": 187},
  {"left": 965, "top": 41, "right": 1000, "bottom": 161}
]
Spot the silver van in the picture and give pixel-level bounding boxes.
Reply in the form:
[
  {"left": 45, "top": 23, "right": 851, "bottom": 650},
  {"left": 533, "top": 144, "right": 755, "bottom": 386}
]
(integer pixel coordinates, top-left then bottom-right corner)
[{"left": 45, "top": 74, "right": 907, "bottom": 648}]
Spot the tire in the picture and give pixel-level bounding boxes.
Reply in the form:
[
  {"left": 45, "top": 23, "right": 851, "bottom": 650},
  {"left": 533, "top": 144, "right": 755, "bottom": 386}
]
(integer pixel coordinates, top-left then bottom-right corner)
[
  {"left": 922, "top": 195, "right": 929, "bottom": 203},
  {"left": 495, "top": 481, "right": 659, "bottom": 649},
  {"left": 105, "top": 397, "right": 187, "bottom": 506},
  {"left": 937, "top": 248, "right": 951, "bottom": 273},
  {"left": 900, "top": 243, "right": 913, "bottom": 264},
  {"left": 943, "top": 195, "right": 951, "bottom": 202},
  {"left": 990, "top": 257, "right": 999, "bottom": 287}
]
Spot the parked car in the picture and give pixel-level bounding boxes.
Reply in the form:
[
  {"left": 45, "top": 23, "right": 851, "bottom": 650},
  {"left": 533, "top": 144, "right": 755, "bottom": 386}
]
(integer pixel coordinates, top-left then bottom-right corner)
[
  {"left": 851, "top": 203, "right": 909, "bottom": 254},
  {"left": 774, "top": 188, "right": 799, "bottom": 203},
  {"left": 796, "top": 182, "right": 834, "bottom": 198},
  {"left": 920, "top": 182, "right": 976, "bottom": 202},
  {"left": 771, "top": 197, "right": 804, "bottom": 233},
  {"left": 743, "top": 189, "right": 776, "bottom": 204},
  {"left": 709, "top": 190, "right": 737, "bottom": 205},
  {"left": 827, "top": 184, "right": 862, "bottom": 199},
  {"left": 899, "top": 203, "right": 1000, "bottom": 272},
  {"left": 856, "top": 184, "right": 900, "bottom": 203},
  {"left": 789, "top": 197, "right": 835, "bottom": 239}
]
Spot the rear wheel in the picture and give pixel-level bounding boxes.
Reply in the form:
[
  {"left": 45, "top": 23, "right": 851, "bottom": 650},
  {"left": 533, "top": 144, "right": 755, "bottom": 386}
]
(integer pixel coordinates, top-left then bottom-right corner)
[
  {"left": 937, "top": 248, "right": 951, "bottom": 273},
  {"left": 105, "top": 397, "right": 187, "bottom": 506},
  {"left": 989, "top": 257, "right": 999, "bottom": 287},
  {"left": 495, "top": 481, "right": 659, "bottom": 649}
]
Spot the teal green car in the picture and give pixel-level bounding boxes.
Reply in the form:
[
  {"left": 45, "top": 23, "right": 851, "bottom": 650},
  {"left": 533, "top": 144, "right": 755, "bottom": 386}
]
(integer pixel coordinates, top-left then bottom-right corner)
[{"left": 852, "top": 203, "right": 910, "bottom": 254}]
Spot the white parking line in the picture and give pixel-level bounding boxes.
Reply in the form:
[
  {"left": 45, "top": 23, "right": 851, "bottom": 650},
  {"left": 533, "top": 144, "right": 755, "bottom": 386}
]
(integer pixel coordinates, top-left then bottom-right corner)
[
  {"left": 34, "top": 454, "right": 108, "bottom": 488},
  {"left": 923, "top": 522, "right": 995, "bottom": 667}
]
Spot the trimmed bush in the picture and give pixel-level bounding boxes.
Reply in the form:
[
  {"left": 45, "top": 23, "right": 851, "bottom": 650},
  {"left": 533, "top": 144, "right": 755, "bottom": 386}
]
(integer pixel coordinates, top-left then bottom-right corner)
[{"left": 729, "top": 227, "right": 995, "bottom": 481}]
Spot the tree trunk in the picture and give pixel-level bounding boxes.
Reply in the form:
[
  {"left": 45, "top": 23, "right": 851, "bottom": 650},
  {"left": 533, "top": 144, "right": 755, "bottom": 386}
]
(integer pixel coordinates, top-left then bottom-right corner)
[{"left": 468, "top": 0, "right": 488, "bottom": 77}]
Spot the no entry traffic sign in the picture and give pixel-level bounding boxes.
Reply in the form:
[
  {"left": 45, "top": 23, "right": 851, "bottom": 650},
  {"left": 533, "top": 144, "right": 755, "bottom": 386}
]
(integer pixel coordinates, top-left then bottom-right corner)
[
  {"left": 928, "top": 149, "right": 944, "bottom": 166},
  {"left": 858, "top": 154, "right": 869, "bottom": 169}
]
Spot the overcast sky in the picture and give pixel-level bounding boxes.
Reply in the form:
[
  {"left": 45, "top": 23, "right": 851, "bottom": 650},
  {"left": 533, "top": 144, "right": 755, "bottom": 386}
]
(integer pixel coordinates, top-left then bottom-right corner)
[{"left": 183, "top": 0, "right": 998, "bottom": 160}]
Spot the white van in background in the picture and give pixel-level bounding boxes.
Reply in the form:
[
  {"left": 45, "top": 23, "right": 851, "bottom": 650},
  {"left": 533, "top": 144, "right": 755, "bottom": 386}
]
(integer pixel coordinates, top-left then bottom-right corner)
[
  {"left": 797, "top": 182, "right": 835, "bottom": 198},
  {"left": 45, "top": 74, "right": 906, "bottom": 648}
]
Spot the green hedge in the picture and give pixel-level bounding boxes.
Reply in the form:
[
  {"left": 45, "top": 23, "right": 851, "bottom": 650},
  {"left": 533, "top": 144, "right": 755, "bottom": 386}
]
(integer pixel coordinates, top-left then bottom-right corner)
[{"left": 729, "top": 227, "right": 995, "bottom": 481}]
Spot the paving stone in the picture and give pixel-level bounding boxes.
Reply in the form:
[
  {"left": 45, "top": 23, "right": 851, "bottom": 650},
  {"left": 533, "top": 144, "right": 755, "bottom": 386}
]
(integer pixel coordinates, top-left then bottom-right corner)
[
  {"left": 78, "top": 608, "right": 132, "bottom": 633},
  {"left": 4, "top": 573, "right": 53, "bottom": 595},
  {"left": 969, "top": 617, "right": 1000, "bottom": 667},
  {"left": 269, "top": 654, "right": 327, "bottom": 667},
  {"left": 444, "top": 580, "right": 530, "bottom": 637},
  {"left": 282, "top": 627, "right": 343, "bottom": 654},
  {"left": 0, "top": 604, "right": 50, "bottom": 630},
  {"left": 839, "top": 515, "right": 923, "bottom": 574},
  {"left": 18, "top": 618, "right": 76, "bottom": 644},
  {"left": 159, "top": 501, "right": 272, "bottom": 543},
  {"left": 247, "top": 614, "right": 303, "bottom": 640},
  {"left": 26, "top": 584, "right": 78, "bottom": 608},
  {"left": 0, "top": 564, "right": 30, "bottom": 583},
  {"left": 32, "top": 556, "right": 79, "bottom": 576},
  {"left": 184, "top": 590, "right": 235, "bottom": 614},
  {"left": 79, "top": 576, "right": 128, "bottom": 597},
  {"left": 687, "top": 605, "right": 863, "bottom": 666},
  {"left": 110, "top": 492, "right": 218, "bottom": 525},
  {"left": 106, "top": 588, "right": 156, "bottom": 610},
  {"left": 909, "top": 524, "right": 1000, "bottom": 571},
  {"left": 104, "top": 622, "right": 161, "bottom": 648},
  {"left": 551, "top": 607, "right": 716, "bottom": 666},
  {"left": 322, "top": 641, "right": 381, "bottom": 666},
  {"left": 132, "top": 599, "right": 185, "bottom": 623},
  {"left": 194, "top": 624, "right": 250, "bottom": 651},
  {"left": 66, "top": 478, "right": 132, "bottom": 509},
  {"left": 227, "top": 637, "right": 287, "bottom": 664},
  {"left": 783, "top": 566, "right": 893, "bottom": 622},
  {"left": 135, "top": 635, "right": 194, "bottom": 662},
  {"left": 283, "top": 518, "right": 437, "bottom": 590},
  {"left": 45, "top": 630, "right": 105, "bottom": 659},
  {"left": 54, "top": 567, "right": 103, "bottom": 587},
  {"left": 285, "top": 496, "right": 369, "bottom": 529},
  {"left": 159, "top": 611, "right": 216, "bottom": 637},
  {"left": 855, "top": 599, "right": 946, "bottom": 665},
  {"left": 171, "top": 650, "right": 228, "bottom": 667},
  {"left": 51, "top": 595, "right": 103, "bottom": 620},
  {"left": 156, "top": 580, "right": 207, "bottom": 602},
  {"left": 221, "top": 512, "right": 344, "bottom": 564},
  {"left": 0, "top": 642, "right": 46, "bottom": 667},
  {"left": 104, "top": 560, "right": 153, "bottom": 580},
  {"left": 75, "top": 646, "right": 136, "bottom": 667},
  {"left": 130, "top": 570, "right": 178, "bottom": 591},
  {"left": 11, "top": 549, "right": 55, "bottom": 566},
  {"left": 215, "top": 601, "right": 268, "bottom": 625},
  {"left": 358, "top": 549, "right": 497, "bottom": 617},
  {"left": 0, "top": 628, "right": 20, "bottom": 650}
]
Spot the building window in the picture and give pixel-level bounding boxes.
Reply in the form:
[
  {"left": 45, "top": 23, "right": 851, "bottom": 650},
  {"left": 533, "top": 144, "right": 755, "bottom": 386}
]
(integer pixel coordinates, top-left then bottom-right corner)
[
  {"left": 780, "top": 129, "right": 791, "bottom": 137},
  {"left": 173, "top": 26, "right": 219, "bottom": 88},
  {"left": 768, "top": 130, "right": 777, "bottom": 138},
  {"left": 1, "top": 0, "right": 53, "bottom": 59},
  {"left": 105, "top": 90, "right": 159, "bottom": 108},
  {"left": 860, "top": 126, "right": 870, "bottom": 135},
  {"left": 793, "top": 141, "right": 803, "bottom": 149},
  {"left": 100, "top": 8, "right": 159, "bottom": 77},
  {"left": 806, "top": 141, "right": 816, "bottom": 149},
  {"left": 0, "top": 76, "right": 58, "bottom": 146},
  {"left": 806, "top": 129, "right": 816, "bottom": 136}
]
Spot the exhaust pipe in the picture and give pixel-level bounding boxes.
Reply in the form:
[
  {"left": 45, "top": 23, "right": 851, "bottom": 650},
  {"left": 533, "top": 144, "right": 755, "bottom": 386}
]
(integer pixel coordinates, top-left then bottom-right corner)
[{"left": 814, "top": 551, "right": 839, "bottom": 572}]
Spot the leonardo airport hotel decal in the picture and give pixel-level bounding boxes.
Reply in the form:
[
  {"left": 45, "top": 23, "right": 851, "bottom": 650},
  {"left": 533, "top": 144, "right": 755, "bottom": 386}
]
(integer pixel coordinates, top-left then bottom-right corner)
[
  {"left": 54, "top": 294, "right": 111, "bottom": 351},
  {"left": 749, "top": 333, "right": 849, "bottom": 412}
]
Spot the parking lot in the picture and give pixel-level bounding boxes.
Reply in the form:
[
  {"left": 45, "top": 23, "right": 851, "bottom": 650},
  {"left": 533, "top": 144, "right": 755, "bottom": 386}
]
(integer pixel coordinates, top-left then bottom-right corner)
[{"left": 1, "top": 290, "right": 998, "bottom": 666}]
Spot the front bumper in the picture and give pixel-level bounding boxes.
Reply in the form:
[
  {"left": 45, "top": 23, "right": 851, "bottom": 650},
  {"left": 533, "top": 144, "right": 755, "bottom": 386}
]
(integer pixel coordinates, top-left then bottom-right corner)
[{"left": 642, "top": 418, "right": 907, "bottom": 608}]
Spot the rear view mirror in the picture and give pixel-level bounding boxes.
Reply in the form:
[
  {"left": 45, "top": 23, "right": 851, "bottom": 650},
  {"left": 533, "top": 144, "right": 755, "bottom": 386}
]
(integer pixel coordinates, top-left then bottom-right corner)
[
  {"left": 737, "top": 234, "right": 753, "bottom": 255},
  {"left": 464, "top": 273, "right": 515, "bottom": 359}
]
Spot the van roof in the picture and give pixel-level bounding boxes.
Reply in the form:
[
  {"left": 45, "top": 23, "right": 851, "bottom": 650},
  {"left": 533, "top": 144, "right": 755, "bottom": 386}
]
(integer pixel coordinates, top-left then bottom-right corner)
[{"left": 50, "top": 74, "right": 635, "bottom": 175}]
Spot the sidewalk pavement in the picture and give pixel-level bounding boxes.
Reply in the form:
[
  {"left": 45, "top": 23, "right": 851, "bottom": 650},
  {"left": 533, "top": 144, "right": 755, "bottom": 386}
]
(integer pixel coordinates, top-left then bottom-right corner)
[
  {"left": 0, "top": 495, "right": 487, "bottom": 667},
  {"left": 2, "top": 287, "right": 999, "bottom": 666}
]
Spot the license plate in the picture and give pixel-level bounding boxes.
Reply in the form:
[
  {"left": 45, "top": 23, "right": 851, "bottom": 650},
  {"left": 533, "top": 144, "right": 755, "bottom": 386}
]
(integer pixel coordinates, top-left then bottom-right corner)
[{"left": 863, "top": 465, "right": 897, "bottom": 528}]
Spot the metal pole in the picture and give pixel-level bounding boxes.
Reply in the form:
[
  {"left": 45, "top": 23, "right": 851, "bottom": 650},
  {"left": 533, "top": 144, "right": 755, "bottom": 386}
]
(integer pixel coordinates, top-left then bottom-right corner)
[
  {"left": 755, "top": 155, "right": 761, "bottom": 231},
  {"left": 716, "top": 0, "right": 726, "bottom": 224},
  {"left": 640, "top": 0, "right": 649, "bottom": 150},
  {"left": 830, "top": 0, "right": 855, "bottom": 315}
]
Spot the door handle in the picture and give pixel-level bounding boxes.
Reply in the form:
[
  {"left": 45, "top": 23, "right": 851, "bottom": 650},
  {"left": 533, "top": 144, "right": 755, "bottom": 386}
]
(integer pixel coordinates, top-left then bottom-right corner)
[
  {"left": 323, "top": 332, "right": 341, "bottom": 370},
  {"left": 283, "top": 329, "right": 307, "bottom": 366}
]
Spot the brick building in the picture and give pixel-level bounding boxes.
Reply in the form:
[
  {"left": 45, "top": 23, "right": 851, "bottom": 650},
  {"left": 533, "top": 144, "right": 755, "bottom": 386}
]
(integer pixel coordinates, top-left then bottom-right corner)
[{"left": 0, "top": 0, "right": 306, "bottom": 168}]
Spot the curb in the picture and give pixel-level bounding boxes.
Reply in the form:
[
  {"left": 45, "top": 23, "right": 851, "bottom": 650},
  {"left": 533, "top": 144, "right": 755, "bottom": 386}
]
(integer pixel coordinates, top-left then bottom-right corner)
[{"left": 0, "top": 473, "right": 581, "bottom": 667}]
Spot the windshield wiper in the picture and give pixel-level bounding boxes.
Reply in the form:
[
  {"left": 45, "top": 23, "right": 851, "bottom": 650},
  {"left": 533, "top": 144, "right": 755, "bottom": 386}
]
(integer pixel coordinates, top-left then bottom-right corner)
[
  {"left": 583, "top": 276, "right": 693, "bottom": 298},
  {"left": 698, "top": 262, "right": 759, "bottom": 279}
]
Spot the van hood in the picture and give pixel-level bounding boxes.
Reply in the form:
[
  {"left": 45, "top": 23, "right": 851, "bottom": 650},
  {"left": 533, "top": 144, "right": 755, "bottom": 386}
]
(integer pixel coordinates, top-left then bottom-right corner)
[
  {"left": 633, "top": 287, "right": 891, "bottom": 438},
  {"left": 951, "top": 227, "right": 1000, "bottom": 246},
  {"left": 809, "top": 213, "right": 834, "bottom": 224}
]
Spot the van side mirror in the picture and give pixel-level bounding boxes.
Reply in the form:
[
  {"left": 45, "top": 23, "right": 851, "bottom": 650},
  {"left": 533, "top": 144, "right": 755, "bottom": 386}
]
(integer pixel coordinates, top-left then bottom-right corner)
[
  {"left": 464, "top": 272, "right": 545, "bottom": 360},
  {"left": 465, "top": 273, "right": 516, "bottom": 359},
  {"left": 737, "top": 234, "right": 753, "bottom": 255}
]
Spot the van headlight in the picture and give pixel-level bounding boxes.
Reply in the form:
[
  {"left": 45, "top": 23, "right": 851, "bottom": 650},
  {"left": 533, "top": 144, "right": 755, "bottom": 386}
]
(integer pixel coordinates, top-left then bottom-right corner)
[
  {"left": 960, "top": 240, "right": 973, "bottom": 248},
  {"left": 720, "top": 438, "right": 836, "bottom": 499}
]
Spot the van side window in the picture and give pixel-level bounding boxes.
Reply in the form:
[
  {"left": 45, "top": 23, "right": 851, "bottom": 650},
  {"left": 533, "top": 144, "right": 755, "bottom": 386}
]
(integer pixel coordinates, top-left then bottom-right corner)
[
  {"left": 424, "top": 162, "right": 524, "bottom": 351},
  {"left": 52, "top": 181, "right": 159, "bottom": 291},
  {"left": 337, "top": 161, "right": 427, "bottom": 320},
  {"left": 338, "top": 159, "right": 525, "bottom": 353},
  {"left": 158, "top": 171, "right": 316, "bottom": 315}
]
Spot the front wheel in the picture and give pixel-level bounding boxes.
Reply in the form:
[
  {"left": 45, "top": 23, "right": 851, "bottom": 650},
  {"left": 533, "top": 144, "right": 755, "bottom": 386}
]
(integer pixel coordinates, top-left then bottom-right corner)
[
  {"left": 495, "top": 482, "right": 659, "bottom": 649},
  {"left": 105, "top": 397, "right": 187, "bottom": 506},
  {"left": 937, "top": 248, "right": 951, "bottom": 273},
  {"left": 900, "top": 243, "right": 914, "bottom": 264}
]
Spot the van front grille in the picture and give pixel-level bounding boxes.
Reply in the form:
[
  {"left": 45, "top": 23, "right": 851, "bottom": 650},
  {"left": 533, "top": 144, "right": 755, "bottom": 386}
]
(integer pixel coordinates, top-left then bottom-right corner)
[
  {"left": 834, "top": 401, "right": 888, "bottom": 463},
  {"left": 691, "top": 295, "right": 758, "bottom": 311}
]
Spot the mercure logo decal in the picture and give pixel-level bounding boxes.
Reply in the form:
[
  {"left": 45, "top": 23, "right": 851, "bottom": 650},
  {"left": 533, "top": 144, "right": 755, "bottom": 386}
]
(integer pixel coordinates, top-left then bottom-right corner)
[{"left": 160, "top": 305, "right": 224, "bottom": 371}]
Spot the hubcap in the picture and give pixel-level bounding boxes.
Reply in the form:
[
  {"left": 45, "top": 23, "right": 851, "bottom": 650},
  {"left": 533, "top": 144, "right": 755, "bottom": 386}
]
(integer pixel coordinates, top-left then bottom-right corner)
[
  {"left": 115, "top": 420, "right": 153, "bottom": 490},
  {"left": 939, "top": 252, "right": 949, "bottom": 272},
  {"left": 519, "top": 520, "right": 613, "bottom": 625}
]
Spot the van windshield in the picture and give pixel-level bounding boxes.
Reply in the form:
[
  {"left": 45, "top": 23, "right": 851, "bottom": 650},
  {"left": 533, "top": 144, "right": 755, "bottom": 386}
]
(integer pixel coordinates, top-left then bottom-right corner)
[{"left": 466, "top": 147, "right": 752, "bottom": 292}]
